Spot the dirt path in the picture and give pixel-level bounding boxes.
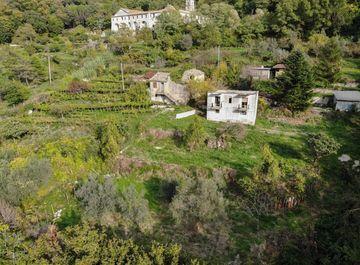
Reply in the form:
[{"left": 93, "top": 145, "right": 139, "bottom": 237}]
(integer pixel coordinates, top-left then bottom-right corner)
[{"left": 256, "top": 127, "right": 304, "bottom": 137}]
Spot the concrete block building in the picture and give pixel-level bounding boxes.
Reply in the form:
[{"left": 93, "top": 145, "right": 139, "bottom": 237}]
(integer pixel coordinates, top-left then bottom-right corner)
[{"left": 207, "top": 90, "right": 259, "bottom": 125}]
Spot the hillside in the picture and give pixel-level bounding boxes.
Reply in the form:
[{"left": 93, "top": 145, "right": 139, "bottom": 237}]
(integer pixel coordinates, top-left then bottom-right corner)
[{"left": 0, "top": 0, "right": 360, "bottom": 264}]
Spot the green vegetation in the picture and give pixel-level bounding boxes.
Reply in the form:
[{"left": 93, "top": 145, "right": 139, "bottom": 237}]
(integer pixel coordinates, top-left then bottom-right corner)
[
  {"left": 275, "top": 51, "right": 314, "bottom": 113},
  {"left": 0, "top": 0, "right": 359, "bottom": 264},
  {"left": 316, "top": 38, "right": 343, "bottom": 85}
]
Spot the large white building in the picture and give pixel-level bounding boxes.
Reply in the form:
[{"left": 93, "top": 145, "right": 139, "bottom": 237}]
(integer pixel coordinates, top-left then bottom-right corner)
[
  {"left": 111, "top": 0, "right": 196, "bottom": 32},
  {"left": 207, "top": 90, "right": 259, "bottom": 125}
]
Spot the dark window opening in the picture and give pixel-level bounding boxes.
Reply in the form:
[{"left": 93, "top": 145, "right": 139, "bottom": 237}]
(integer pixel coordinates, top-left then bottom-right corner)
[
  {"left": 229, "top": 98, "right": 232, "bottom": 104},
  {"left": 215, "top": 96, "right": 221, "bottom": 106}
]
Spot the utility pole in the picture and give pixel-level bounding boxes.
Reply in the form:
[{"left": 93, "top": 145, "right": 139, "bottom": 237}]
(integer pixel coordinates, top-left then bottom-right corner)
[
  {"left": 120, "top": 62, "right": 125, "bottom": 91},
  {"left": 46, "top": 47, "right": 52, "bottom": 85},
  {"left": 217, "top": 45, "right": 221, "bottom": 67}
]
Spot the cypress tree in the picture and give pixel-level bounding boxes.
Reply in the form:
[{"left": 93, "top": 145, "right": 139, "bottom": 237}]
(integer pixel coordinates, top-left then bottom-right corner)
[
  {"left": 316, "top": 38, "right": 342, "bottom": 84},
  {"left": 276, "top": 51, "right": 314, "bottom": 113},
  {"left": 96, "top": 121, "right": 121, "bottom": 160}
]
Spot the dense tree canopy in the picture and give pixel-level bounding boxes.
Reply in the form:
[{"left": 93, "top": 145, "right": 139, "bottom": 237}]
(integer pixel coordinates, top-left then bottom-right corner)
[{"left": 0, "top": 0, "right": 358, "bottom": 45}]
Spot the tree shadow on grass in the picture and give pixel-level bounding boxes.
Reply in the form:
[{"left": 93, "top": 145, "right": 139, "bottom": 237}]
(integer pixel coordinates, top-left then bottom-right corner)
[
  {"left": 208, "top": 154, "right": 253, "bottom": 178},
  {"left": 269, "top": 142, "right": 303, "bottom": 160},
  {"left": 144, "top": 177, "right": 177, "bottom": 213}
]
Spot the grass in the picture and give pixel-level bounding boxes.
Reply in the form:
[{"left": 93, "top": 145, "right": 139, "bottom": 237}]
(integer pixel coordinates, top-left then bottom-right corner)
[
  {"left": 1, "top": 98, "right": 359, "bottom": 263},
  {"left": 1, "top": 43, "right": 358, "bottom": 261},
  {"left": 342, "top": 58, "right": 360, "bottom": 82},
  {"left": 124, "top": 110, "right": 308, "bottom": 174}
]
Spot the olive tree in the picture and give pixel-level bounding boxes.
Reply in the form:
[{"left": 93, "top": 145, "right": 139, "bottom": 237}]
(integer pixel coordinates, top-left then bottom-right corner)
[{"left": 170, "top": 176, "right": 227, "bottom": 234}]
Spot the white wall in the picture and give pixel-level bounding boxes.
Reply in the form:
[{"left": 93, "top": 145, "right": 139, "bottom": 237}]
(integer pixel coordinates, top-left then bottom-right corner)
[
  {"left": 176, "top": 110, "right": 196, "bottom": 119},
  {"left": 206, "top": 92, "right": 259, "bottom": 125},
  {"left": 335, "top": 100, "right": 360, "bottom": 112},
  {"left": 111, "top": 12, "right": 161, "bottom": 32}
]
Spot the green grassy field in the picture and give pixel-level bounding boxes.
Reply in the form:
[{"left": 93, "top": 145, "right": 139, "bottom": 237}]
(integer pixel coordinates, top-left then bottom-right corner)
[
  {"left": 1, "top": 97, "right": 359, "bottom": 263},
  {"left": 342, "top": 58, "right": 360, "bottom": 82}
]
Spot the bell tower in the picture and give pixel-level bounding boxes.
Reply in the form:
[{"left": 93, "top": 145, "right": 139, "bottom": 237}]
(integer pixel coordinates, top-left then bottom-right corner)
[{"left": 186, "top": 0, "right": 195, "bottom": 12}]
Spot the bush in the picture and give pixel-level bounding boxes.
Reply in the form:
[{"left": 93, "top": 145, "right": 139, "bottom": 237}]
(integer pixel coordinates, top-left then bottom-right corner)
[
  {"left": 0, "top": 157, "right": 52, "bottom": 206},
  {"left": 22, "top": 223, "right": 192, "bottom": 264},
  {"left": 188, "top": 80, "right": 217, "bottom": 107},
  {"left": 118, "top": 185, "right": 153, "bottom": 233},
  {"left": 307, "top": 133, "right": 341, "bottom": 161},
  {"left": 95, "top": 121, "right": 122, "bottom": 160},
  {"left": 76, "top": 175, "right": 153, "bottom": 232},
  {"left": 3, "top": 81, "right": 30, "bottom": 106},
  {"left": 68, "top": 78, "right": 90, "bottom": 94},
  {"left": 170, "top": 175, "right": 227, "bottom": 234},
  {"left": 0, "top": 120, "right": 32, "bottom": 140},
  {"left": 75, "top": 174, "right": 118, "bottom": 225},
  {"left": 0, "top": 199, "right": 17, "bottom": 227},
  {"left": 239, "top": 145, "right": 318, "bottom": 215},
  {"left": 217, "top": 123, "right": 247, "bottom": 143},
  {"left": 183, "top": 117, "right": 207, "bottom": 151}
]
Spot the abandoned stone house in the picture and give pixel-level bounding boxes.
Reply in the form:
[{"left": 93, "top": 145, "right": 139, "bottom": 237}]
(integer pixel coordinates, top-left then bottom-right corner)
[
  {"left": 207, "top": 90, "right": 259, "bottom": 125},
  {"left": 181, "top": 69, "right": 205, "bottom": 83},
  {"left": 111, "top": 0, "right": 196, "bottom": 32},
  {"left": 334, "top": 91, "right": 360, "bottom": 112},
  {"left": 149, "top": 72, "right": 190, "bottom": 105},
  {"left": 243, "top": 64, "right": 286, "bottom": 80}
]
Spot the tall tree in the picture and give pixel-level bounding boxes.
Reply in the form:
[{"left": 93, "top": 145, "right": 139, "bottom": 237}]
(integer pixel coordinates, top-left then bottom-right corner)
[
  {"left": 316, "top": 38, "right": 342, "bottom": 84},
  {"left": 276, "top": 50, "right": 314, "bottom": 113},
  {"left": 96, "top": 121, "right": 122, "bottom": 160}
]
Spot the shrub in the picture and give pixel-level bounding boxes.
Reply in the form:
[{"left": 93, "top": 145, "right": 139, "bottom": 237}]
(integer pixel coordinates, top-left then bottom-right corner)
[
  {"left": 3, "top": 81, "right": 30, "bottom": 106},
  {"left": 0, "top": 158, "right": 52, "bottom": 206},
  {"left": 307, "top": 133, "right": 341, "bottom": 161},
  {"left": 76, "top": 176, "right": 153, "bottom": 232},
  {"left": 216, "top": 123, "right": 247, "bottom": 143},
  {"left": 22, "top": 223, "right": 193, "bottom": 264},
  {"left": 0, "top": 120, "right": 32, "bottom": 140},
  {"left": 75, "top": 174, "right": 118, "bottom": 224},
  {"left": 95, "top": 121, "right": 122, "bottom": 160},
  {"left": 170, "top": 175, "right": 227, "bottom": 234},
  {"left": 183, "top": 117, "right": 207, "bottom": 151},
  {"left": 0, "top": 199, "right": 17, "bottom": 227},
  {"left": 68, "top": 78, "right": 90, "bottom": 94},
  {"left": 239, "top": 145, "right": 318, "bottom": 215},
  {"left": 118, "top": 185, "right": 153, "bottom": 233},
  {"left": 187, "top": 80, "right": 216, "bottom": 107},
  {"left": 123, "top": 83, "right": 150, "bottom": 103}
]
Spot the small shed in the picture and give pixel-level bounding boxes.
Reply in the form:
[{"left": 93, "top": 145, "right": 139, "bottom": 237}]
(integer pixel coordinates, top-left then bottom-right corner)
[
  {"left": 334, "top": 91, "right": 360, "bottom": 112},
  {"left": 272, "top": 64, "right": 286, "bottom": 77},
  {"left": 243, "top": 66, "right": 272, "bottom": 80}
]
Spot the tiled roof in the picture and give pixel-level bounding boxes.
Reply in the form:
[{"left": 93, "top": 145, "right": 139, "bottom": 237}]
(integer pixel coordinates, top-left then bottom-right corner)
[
  {"left": 144, "top": 71, "right": 156, "bottom": 80},
  {"left": 273, "top": 64, "right": 286, "bottom": 69}
]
